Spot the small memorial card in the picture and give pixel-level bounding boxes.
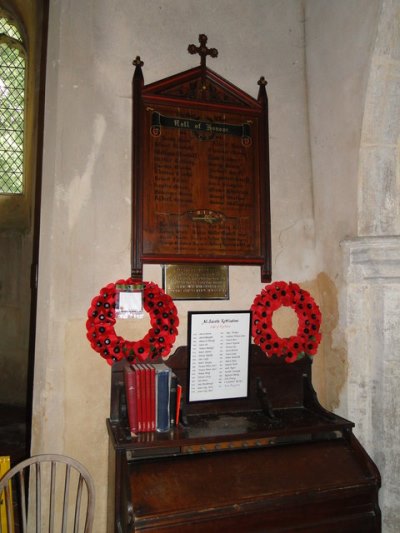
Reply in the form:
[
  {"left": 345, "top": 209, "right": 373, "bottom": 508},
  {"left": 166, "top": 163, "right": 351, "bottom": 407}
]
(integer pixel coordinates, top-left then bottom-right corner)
[
  {"left": 115, "top": 284, "right": 144, "bottom": 319},
  {"left": 188, "top": 311, "right": 251, "bottom": 402}
]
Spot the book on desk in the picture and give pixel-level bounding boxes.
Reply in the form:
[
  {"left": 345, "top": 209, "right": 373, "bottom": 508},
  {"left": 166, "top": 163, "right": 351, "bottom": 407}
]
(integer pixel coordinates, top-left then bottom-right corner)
[{"left": 124, "top": 363, "right": 181, "bottom": 435}]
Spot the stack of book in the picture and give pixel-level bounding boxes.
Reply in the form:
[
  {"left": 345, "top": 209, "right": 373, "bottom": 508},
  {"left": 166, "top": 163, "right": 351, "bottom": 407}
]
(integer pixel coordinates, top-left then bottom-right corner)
[{"left": 124, "top": 363, "right": 182, "bottom": 434}]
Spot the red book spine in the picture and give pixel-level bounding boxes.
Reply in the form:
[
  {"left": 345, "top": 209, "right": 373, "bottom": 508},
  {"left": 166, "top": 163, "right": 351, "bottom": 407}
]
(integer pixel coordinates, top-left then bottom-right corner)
[
  {"left": 124, "top": 365, "right": 138, "bottom": 434},
  {"left": 139, "top": 364, "right": 150, "bottom": 432},
  {"left": 134, "top": 365, "right": 143, "bottom": 433},
  {"left": 176, "top": 384, "right": 182, "bottom": 426},
  {"left": 148, "top": 365, "right": 156, "bottom": 431}
]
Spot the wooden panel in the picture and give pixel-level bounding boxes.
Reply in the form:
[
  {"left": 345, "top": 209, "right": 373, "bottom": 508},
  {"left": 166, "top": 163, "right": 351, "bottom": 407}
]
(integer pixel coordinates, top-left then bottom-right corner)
[
  {"left": 128, "top": 439, "right": 379, "bottom": 532},
  {"left": 167, "top": 345, "right": 321, "bottom": 414},
  {"left": 130, "top": 498, "right": 378, "bottom": 533}
]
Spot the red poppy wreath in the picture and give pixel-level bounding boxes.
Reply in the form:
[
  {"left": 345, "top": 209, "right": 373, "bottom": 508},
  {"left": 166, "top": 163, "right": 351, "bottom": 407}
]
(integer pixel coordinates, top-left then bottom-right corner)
[
  {"left": 251, "top": 281, "right": 322, "bottom": 363},
  {"left": 86, "top": 278, "right": 179, "bottom": 365}
]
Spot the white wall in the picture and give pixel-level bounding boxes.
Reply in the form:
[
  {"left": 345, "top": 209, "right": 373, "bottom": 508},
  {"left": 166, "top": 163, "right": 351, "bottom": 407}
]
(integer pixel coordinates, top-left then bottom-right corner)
[
  {"left": 304, "top": 0, "right": 382, "bottom": 408},
  {"left": 32, "top": 1, "right": 386, "bottom": 531},
  {"left": 306, "top": 0, "right": 381, "bottom": 276}
]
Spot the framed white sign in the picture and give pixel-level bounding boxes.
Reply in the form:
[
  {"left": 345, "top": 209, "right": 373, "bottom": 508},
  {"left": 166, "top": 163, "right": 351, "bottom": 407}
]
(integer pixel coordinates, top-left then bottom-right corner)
[{"left": 188, "top": 311, "right": 251, "bottom": 403}]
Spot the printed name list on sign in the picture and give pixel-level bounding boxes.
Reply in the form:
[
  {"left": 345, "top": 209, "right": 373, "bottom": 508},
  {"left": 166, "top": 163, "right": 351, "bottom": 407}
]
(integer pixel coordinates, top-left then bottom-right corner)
[{"left": 188, "top": 312, "right": 251, "bottom": 402}]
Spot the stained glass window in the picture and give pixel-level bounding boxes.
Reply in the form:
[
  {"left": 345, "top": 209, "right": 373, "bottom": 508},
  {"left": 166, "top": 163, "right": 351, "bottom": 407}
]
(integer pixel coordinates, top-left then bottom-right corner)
[{"left": 0, "top": 13, "right": 25, "bottom": 194}]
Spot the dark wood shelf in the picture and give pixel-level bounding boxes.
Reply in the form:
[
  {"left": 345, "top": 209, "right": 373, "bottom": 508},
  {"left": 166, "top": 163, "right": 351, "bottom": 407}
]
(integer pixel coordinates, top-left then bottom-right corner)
[{"left": 108, "top": 406, "right": 353, "bottom": 453}]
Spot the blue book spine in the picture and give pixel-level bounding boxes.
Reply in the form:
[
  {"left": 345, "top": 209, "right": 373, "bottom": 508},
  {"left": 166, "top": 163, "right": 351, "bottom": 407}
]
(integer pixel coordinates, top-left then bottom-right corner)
[
  {"left": 156, "top": 366, "right": 171, "bottom": 432},
  {"left": 169, "top": 373, "right": 178, "bottom": 426}
]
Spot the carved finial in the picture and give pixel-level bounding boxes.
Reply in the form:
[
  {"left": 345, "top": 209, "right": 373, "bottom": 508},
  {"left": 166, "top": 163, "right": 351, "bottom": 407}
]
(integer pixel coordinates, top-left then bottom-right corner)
[
  {"left": 257, "top": 76, "right": 268, "bottom": 106},
  {"left": 188, "top": 34, "right": 218, "bottom": 69},
  {"left": 133, "top": 56, "right": 144, "bottom": 67}
]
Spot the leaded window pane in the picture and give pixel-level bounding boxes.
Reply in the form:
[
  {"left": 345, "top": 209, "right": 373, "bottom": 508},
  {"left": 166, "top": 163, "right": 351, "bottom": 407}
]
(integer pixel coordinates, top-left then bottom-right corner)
[{"left": 0, "top": 15, "right": 25, "bottom": 194}]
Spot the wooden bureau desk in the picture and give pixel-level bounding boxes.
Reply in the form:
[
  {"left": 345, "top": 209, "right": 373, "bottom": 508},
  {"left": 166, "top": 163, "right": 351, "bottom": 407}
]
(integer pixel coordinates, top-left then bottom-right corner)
[{"left": 107, "top": 346, "right": 381, "bottom": 532}]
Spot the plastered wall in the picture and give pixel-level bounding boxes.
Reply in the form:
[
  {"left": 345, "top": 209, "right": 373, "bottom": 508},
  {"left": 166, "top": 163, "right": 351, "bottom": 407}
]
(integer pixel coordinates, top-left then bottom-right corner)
[
  {"left": 305, "top": 0, "right": 382, "bottom": 410},
  {"left": 32, "top": 1, "right": 384, "bottom": 531}
]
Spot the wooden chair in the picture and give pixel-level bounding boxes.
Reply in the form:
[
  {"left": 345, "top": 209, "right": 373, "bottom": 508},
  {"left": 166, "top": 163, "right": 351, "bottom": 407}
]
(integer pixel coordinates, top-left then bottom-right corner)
[{"left": 0, "top": 454, "right": 95, "bottom": 533}]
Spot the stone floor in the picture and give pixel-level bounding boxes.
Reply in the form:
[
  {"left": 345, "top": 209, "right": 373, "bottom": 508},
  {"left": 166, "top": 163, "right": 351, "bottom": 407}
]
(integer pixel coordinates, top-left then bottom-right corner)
[{"left": 0, "top": 404, "right": 28, "bottom": 466}]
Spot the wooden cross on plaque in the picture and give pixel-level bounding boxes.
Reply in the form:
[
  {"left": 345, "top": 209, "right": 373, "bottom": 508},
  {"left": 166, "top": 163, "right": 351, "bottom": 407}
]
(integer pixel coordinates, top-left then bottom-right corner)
[{"left": 188, "top": 34, "right": 218, "bottom": 69}]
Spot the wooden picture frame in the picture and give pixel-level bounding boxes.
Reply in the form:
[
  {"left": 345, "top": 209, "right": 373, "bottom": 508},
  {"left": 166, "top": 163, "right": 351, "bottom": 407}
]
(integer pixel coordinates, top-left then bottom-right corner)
[{"left": 131, "top": 36, "right": 271, "bottom": 281}]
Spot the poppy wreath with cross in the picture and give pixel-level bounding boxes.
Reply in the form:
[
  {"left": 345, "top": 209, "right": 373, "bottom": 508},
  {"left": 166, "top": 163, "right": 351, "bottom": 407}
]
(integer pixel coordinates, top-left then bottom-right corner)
[
  {"left": 86, "top": 278, "right": 179, "bottom": 366},
  {"left": 251, "top": 281, "right": 322, "bottom": 363}
]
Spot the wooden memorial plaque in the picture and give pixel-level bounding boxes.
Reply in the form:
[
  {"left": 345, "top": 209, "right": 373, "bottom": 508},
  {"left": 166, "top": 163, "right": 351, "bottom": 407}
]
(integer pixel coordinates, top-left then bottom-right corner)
[{"left": 132, "top": 35, "right": 271, "bottom": 281}]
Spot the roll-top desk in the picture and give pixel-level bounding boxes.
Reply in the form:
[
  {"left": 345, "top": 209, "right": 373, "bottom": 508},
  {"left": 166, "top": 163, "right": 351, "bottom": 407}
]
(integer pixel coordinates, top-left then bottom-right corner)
[{"left": 107, "top": 346, "right": 381, "bottom": 532}]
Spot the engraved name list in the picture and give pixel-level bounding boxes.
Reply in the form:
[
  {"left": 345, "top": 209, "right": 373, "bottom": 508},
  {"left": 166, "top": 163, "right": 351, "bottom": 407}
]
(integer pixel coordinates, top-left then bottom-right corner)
[{"left": 143, "top": 107, "right": 261, "bottom": 260}]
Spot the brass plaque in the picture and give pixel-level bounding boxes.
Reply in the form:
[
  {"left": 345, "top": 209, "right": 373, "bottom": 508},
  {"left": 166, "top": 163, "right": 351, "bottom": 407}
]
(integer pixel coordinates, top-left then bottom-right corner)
[{"left": 163, "top": 265, "right": 229, "bottom": 300}]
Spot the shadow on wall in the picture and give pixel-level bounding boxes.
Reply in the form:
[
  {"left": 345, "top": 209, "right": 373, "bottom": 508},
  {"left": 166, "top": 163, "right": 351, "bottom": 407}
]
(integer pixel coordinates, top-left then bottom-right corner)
[{"left": 307, "top": 272, "right": 347, "bottom": 411}]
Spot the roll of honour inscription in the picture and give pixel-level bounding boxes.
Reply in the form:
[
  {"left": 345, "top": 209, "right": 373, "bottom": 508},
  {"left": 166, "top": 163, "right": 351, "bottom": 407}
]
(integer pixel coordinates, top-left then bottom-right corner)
[{"left": 143, "top": 107, "right": 261, "bottom": 259}]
